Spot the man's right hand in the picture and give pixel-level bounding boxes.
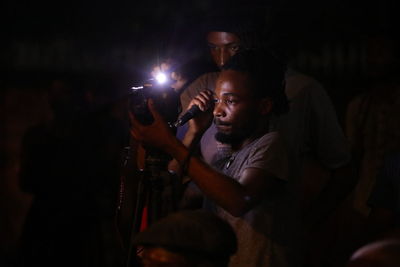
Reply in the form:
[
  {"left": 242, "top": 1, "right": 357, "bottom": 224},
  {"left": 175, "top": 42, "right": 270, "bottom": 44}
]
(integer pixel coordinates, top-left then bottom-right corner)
[{"left": 186, "top": 90, "right": 214, "bottom": 136}]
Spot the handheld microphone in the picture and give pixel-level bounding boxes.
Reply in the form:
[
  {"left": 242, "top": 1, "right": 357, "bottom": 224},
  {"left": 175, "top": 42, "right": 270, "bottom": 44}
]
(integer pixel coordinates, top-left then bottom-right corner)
[{"left": 174, "top": 105, "right": 201, "bottom": 127}]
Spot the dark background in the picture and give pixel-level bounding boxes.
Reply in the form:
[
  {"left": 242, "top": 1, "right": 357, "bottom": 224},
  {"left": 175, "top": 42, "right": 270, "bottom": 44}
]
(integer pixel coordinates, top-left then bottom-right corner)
[{"left": 1, "top": 0, "right": 399, "bottom": 265}]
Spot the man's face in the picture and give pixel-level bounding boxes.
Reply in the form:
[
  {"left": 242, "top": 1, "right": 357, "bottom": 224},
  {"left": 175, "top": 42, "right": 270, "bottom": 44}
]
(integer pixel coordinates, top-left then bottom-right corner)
[
  {"left": 207, "top": 31, "right": 241, "bottom": 68},
  {"left": 213, "top": 70, "right": 260, "bottom": 145}
]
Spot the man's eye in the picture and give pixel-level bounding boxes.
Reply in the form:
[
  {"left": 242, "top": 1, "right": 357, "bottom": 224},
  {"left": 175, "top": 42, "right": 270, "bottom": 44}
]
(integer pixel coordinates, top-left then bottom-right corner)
[
  {"left": 229, "top": 44, "right": 240, "bottom": 52},
  {"left": 225, "top": 99, "right": 236, "bottom": 105}
]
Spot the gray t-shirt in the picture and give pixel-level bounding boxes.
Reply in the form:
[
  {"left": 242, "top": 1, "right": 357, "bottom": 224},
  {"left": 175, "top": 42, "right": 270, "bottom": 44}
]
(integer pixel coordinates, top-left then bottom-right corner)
[{"left": 207, "top": 132, "right": 288, "bottom": 267}]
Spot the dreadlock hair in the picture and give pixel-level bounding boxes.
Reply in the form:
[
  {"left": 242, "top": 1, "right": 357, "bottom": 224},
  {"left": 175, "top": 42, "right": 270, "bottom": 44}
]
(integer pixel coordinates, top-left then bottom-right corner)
[{"left": 221, "top": 49, "right": 289, "bottom": 116}]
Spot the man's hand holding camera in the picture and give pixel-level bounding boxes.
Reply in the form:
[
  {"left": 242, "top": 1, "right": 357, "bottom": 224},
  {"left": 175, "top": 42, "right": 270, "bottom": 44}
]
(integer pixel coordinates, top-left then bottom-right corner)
[
  {"left": 129, "top": 99, "right": 178, "bottom": 152},
  {"left": 129, "top": 90, "right": 214, "bottom": 153}
]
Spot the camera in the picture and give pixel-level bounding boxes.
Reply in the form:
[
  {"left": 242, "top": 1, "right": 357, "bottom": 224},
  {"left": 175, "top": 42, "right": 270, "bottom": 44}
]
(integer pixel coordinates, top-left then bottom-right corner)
[{"left": 129, "top": 76, "right": 180, "bottom": 127}]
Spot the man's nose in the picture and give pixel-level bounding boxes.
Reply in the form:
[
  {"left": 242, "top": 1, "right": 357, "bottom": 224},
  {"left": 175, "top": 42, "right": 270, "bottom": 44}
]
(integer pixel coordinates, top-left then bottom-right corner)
[
  {"left": 213, "top": 102, "right": 225, "bottom": 117},
  {"left": 218, "top": 48, "right": 230, "bottom": 67}
]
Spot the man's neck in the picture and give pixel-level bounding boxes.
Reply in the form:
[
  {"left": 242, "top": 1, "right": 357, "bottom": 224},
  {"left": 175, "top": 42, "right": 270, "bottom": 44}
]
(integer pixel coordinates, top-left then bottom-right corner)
[{"left": 231, "top": 120, "right": 270, "bottom": 151}]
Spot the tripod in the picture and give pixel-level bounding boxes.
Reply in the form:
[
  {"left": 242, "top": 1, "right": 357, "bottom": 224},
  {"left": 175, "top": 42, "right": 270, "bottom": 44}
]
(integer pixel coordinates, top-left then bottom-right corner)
[
  {"left": 121, "top": 145, "right": 181, "bottom": 266},
  {"left": 117, "top": 85, "right": 182, "bottom": 266},
  {"left": 132, "top": 147, "right": 181, "bottom": 232}
]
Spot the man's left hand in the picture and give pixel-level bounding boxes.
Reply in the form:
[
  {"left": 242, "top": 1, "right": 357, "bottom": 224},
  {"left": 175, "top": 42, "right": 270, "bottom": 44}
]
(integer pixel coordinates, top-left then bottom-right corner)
[{"left": 129, "top": 99, "right": 177, "bottom": 151}]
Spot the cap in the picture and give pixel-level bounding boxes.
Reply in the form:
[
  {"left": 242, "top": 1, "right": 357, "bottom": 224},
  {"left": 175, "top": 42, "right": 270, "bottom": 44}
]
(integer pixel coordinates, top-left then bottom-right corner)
[{"left": 133, "top": 210, "right": 237, "bottom": 260}]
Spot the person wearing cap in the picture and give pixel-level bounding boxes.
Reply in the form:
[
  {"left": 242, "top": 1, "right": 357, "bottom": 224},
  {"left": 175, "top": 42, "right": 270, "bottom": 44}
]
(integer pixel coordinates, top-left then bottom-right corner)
[{"left": 133, "top": 210, "right": 237, "bottom": 267}]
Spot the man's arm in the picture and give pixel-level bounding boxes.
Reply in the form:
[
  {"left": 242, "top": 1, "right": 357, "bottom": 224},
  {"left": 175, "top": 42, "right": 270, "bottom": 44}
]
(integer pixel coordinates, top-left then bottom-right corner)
[
  {"left": 130, "top": 99, "right": 283, "bottom": 217},
  {"left": 168, "top": 90, "right": 215, "bottom": 174},
  {"left": 167, "top": 139, "right": 281, "bottom": 216}
]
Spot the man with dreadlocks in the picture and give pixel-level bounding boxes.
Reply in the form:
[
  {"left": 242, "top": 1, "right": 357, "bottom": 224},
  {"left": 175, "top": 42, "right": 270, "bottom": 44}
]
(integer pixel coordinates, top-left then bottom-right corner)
[
  {"left": 131, "top": 50, "right": 289, "bottom": 267},
  {"left": 173, "top": 14, "right": 353, "bottom": 267}
]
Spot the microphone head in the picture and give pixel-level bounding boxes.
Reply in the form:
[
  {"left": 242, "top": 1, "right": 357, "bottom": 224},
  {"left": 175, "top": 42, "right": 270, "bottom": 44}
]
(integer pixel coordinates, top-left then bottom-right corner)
[
  {"left": 186, "top": 104, "right": 201, "bottom": 115},
  {"left": 174, "top": 105, "right": 201, "bottom": 127}
]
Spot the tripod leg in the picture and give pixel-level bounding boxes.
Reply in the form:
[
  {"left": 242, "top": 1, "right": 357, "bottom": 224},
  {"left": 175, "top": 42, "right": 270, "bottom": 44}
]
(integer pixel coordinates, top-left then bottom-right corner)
[
  {"left": 148, "top": 177, "right": 163, "bottom": 225},
  {"left": 126, "top": 170, "right": 148, "bottom": 267}
]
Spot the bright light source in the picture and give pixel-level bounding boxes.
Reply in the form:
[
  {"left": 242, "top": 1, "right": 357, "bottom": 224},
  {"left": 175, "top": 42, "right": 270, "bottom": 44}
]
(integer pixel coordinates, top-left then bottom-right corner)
[{"left": 155, "top": 72, "right": 167, "bottom": 84}]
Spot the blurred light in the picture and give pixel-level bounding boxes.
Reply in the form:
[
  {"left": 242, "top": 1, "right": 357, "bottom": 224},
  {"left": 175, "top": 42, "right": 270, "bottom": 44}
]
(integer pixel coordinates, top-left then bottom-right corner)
[{"left": 155, "top": 72, "right": 167, "bottom": 84}]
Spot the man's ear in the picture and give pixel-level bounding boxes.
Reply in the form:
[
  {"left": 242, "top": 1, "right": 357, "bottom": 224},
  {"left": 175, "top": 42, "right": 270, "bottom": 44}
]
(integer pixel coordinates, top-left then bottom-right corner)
[{"left": 258, "top": 98, "right": 273, "bottom": 115}]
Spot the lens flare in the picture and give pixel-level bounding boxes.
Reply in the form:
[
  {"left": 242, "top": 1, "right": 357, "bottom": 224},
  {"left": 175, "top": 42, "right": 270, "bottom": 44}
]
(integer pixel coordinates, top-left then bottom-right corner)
[{"left": 155, "top": 72, "right": 167, "bottom": 84}]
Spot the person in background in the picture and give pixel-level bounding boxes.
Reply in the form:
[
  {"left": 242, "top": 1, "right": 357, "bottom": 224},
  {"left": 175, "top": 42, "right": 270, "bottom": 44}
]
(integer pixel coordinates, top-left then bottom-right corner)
[
  {"left": 346, "top": 238, "right": 400, "bottom": 267},
  {"left": 18, "top": 75, "right": 125, "bottom": 267},
  {"left": 354, "top": 152, "right": 400, "bottom": 249}
]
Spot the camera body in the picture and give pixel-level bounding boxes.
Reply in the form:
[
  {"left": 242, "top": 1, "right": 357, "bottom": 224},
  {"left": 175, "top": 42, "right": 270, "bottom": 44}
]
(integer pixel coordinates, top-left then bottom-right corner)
[{"left": 129, "top": 80, "right": 180, "bottom": 127}]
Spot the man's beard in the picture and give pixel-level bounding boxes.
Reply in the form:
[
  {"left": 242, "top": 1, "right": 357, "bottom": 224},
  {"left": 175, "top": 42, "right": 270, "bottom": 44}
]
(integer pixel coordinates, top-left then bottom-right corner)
[
  {"left": 215, "top": 131, "right": 247, "bottom": 145},
  {"left": 214, "top": 120, "right": 255, "bottom": 145}
]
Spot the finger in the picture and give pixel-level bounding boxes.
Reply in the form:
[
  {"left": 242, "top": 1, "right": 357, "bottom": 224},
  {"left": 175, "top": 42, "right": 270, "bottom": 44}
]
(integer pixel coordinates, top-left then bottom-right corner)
[
  {"left": 129, "top": 115, "right": 144, "bottom": 142},
  {"left": 189, "top": 97, "right": 207, "bottom": 111},
  {"left": 195, "top": 91, "right": 214, "bottom": 110},
  {"left": 190, "top": 96, "right": 211, "bottom": 111},
  {"left": 130, "top": 127, "right": 140, "bottom": 141},
  {"left": 203, "top": 89, "right": 214, "bottom": 96},
  {"left": 198, "top": 91, "right": 214, "bottom": 105},
  {"left": 147, "top": 99, "right": 163, "bottom": 122},
  {"left": 130, "top": 128, "right": 143, "bottom": 143},
  {"left": 197, "top": 91, "right": 212, "bottom": 102},
  {"left": 128, "top": 111, "right": 143, "bottom": 129},
  {"left": 204, "top": 90, "right": 216, "bottom": 109},
  {"left": 200, "top": 90, "right": 215, "bottom": 102}
]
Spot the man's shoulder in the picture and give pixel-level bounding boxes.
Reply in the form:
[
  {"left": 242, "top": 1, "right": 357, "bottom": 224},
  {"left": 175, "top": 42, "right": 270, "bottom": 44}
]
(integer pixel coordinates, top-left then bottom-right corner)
[
  {"left": 284, "top": 68, "right": 324, "bottom": 99},
  {"left": 251, "top": 132, "right": 280, "bottom": 148},
  {"left": 187, "top": 72, "right": 220, "bottom": 90},
  {"left": 239, "top": 131, "right": 288, "bottom": 181},
  {"left": 239, "top": 131, "right": 283, "bottom": 158}
]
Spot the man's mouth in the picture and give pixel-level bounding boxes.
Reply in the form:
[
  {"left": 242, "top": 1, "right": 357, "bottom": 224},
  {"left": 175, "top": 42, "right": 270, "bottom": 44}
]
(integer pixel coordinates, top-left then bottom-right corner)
[{"left": 214, "top": 120, "right": 231, "bottom": 130}]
